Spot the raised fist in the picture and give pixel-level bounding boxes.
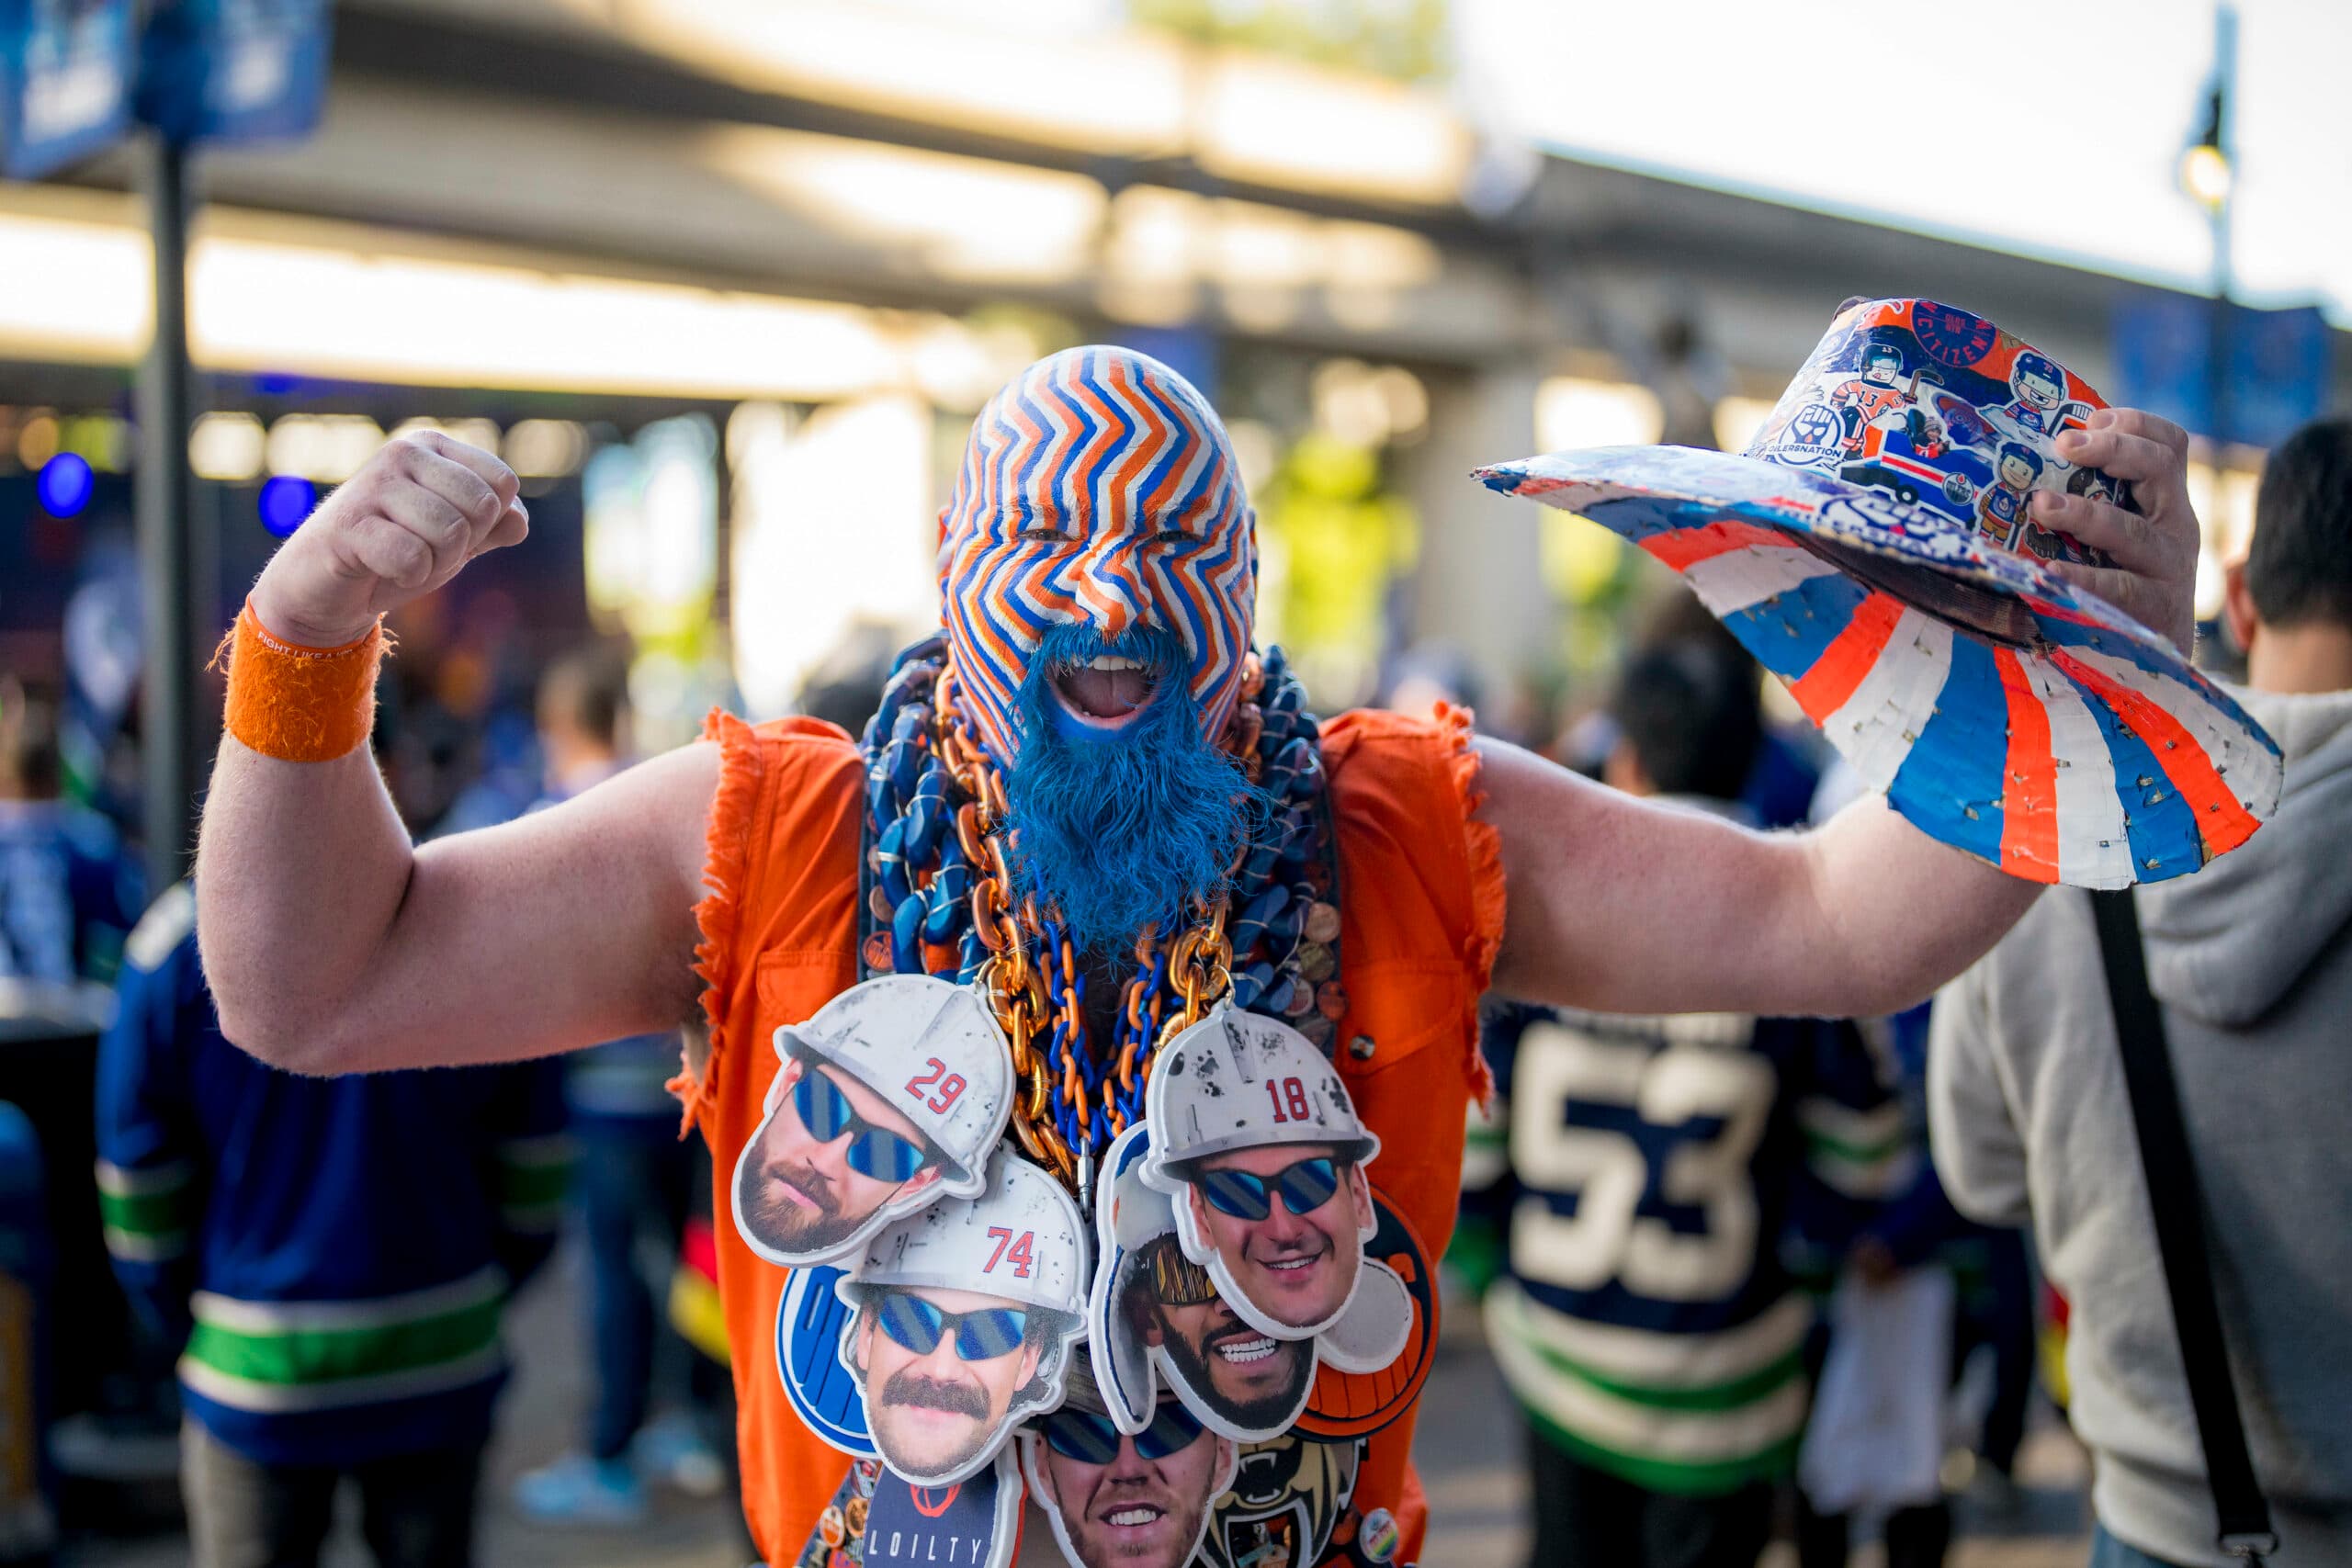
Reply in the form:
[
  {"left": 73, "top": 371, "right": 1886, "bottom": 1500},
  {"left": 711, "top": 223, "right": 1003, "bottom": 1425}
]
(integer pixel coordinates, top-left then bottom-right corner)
[{"left": 247, "top": 431, "right": 529, "bottom": 648}]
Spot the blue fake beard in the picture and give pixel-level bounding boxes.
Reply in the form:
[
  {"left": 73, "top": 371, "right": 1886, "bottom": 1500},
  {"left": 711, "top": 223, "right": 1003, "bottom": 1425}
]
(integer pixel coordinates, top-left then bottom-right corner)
[{"left": 1001, "top": 626, "right": 1268, "bottom": 956}]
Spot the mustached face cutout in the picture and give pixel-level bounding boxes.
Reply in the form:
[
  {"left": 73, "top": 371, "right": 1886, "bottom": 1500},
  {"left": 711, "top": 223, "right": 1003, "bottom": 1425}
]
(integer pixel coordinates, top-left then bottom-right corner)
[
  {"left": 733, "top": 976, "right": 1013, "bottom": 1268},
  {"left": 1021, "top": 1359, "right": 1239, "bottom": 1568},
  {"left": 1090, "top": 1121, "right": 1317, "bottom": 1444},
  {"left": 836, "top": 1149, "right": 1088, "bottom": 1487},
  {"left": 1140, "top": 1010, "right": 1382, "bottom": 1341}
]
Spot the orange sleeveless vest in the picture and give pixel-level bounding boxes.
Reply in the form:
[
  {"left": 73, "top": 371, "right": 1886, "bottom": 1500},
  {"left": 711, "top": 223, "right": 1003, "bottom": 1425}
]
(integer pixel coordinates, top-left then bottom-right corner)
[{"left": 684, "top": 704, "right": 1503, "bottom": 1566}]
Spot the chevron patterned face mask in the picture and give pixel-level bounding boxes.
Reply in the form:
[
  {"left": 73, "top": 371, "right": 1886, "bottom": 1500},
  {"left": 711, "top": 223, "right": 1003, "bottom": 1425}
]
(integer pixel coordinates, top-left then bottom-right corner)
[{"left": 938, "top": 345, "right": 1258, "bottom": 766}]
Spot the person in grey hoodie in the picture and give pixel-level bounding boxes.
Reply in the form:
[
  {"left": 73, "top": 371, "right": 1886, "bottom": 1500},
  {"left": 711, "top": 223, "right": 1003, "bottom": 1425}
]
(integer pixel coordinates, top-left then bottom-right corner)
[{"left": 1929, "top": 414, "right": 2352, "bottom": 1568}]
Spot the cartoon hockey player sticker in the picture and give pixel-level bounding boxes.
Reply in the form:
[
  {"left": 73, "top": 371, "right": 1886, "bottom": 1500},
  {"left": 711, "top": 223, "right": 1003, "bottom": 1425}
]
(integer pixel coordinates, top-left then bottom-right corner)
[
  {"left": 1975, "top": 441, "right": 2045, "bottom": 548},
  {"left": 1021, "top": 1358, "right": 1239, "bottom": 1568},
  {"left": 835, "top": 1148, "right": 1087, "bottom": 1488},
  {"left": 733, "top": 975, "right": 1013, "bottom": 1268},
  {"left": 2001, "top": 350, "right": 2068, "bottom": 435},
  {"left": 1091, "top": 1121, "right": 1318, "bottom": 1442},
  {"left": 1141, "top": 1010, "right": 1411, "bottom": 1355}
]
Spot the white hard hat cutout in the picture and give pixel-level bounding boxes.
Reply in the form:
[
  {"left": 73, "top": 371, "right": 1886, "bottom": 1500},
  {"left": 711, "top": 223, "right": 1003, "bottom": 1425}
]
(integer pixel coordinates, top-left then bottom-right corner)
[
  {"left": 1140, "top": 1008, "right": 1385, "bottom": 1342},
  {"left": 833, "top": 1147, "right": 1089, "bottom": 1487},
  {"left": 731, "top": 974, "right": 1014, "bottom": 1268}
]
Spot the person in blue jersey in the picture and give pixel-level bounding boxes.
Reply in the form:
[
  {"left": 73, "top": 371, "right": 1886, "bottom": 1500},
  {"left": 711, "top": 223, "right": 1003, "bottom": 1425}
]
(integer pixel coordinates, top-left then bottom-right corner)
[
  {"left": 1461, "top": 640, "right": 1910, "bottom": 1568},
  {"left": 96, "top": 878, "right": 571, "bottom": 1568},
  {"left": 0, "top": 675, "right": 141, "bottom": 1008},
  {"left": 497, "top": 648, "right": 729, "bottom": 1525}
]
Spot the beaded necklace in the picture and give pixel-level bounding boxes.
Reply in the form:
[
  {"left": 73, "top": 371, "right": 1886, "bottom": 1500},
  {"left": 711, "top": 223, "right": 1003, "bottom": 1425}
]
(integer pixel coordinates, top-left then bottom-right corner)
[{"left": 857, "top": 637, "right": 1342, "bottom": 1194}]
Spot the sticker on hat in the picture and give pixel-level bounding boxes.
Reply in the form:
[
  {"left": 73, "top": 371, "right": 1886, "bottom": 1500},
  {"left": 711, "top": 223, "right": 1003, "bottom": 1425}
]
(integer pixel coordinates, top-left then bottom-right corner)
[
  {"left": 733, "top": 974, "right": 1015, "bottom": 1268},
  {"left": 836, "top": 1147, "right": 1089, "bottom": 1487},
  {"left": 1476, "top": 298, "right": 2281, "bottom": 889},
  {"left": 857, "top": 1443, "right": 1023, "bottom": 1568},
  {"left": 1091, "top": 1120, "right": 1318, "bottom": 1443},
  {"left": 1021, "top": 1354, "right": 1239, "bottom": 1568},
  {"left": 1142, "top": 1009, "right": 1383, "bottom": 1341}
]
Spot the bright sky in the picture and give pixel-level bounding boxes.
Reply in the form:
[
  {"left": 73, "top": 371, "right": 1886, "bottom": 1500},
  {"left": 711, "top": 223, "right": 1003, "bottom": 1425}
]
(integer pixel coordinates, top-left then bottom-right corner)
[{"left": 1448, "top": 0, "right": 2352, "bottom": 321}]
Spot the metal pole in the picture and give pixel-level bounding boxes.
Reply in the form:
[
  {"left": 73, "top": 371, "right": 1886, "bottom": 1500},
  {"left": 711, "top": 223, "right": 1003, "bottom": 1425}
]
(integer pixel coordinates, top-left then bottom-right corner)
[
  {"left": 135, "top": 130, "right": 198, "bottom": 898},
  {"left": 2207, "top": 6, "right": 2237, "bottom": 453}
]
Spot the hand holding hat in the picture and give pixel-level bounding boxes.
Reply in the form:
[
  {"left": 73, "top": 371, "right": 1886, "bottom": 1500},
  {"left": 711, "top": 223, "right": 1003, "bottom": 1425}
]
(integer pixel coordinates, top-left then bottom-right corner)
[{"left": 1479, "top": 297, "right": 2281, "bottom": 888}]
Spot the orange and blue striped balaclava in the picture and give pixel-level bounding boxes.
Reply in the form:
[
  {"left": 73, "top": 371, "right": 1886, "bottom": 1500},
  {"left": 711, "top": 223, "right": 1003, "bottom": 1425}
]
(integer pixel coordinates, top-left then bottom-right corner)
[{"left": 939, "top": 346, "right": 1258, "bottom": 764}]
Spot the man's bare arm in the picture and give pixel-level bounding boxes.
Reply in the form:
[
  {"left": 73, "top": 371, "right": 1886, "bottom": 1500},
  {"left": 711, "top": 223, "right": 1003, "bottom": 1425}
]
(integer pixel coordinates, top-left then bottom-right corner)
[
  {"left": 196, "top": 431, "right": 713, "bottom": 1074},
  {"left": 1485, "top": 405, "right": 2199, "bottom": 1019},
  {"left": 1481, "top": 739, "right": 2035, "bottom": 1019},
  {"left": 198, "top": 737, "right": 716, "bottom": 1075}
]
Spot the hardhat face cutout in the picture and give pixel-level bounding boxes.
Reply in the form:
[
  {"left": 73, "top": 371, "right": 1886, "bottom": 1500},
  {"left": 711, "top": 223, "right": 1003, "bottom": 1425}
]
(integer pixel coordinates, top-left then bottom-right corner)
[
  {"left": 1140, "top": 1010, "right": 1381, "bottom": 1341},
  {"left": 1020, "top": 1357, "right": 1240, "bottom": 1568},
  {"left": 731, "top": 975, "right": 1013, "bottom": 1268},
  {"left": 835, "top": 1148, "right": 1088, "bottom": 1487},
  {"left": 1090, "top": 1121, "right": 1318, "bottom": 1444}
]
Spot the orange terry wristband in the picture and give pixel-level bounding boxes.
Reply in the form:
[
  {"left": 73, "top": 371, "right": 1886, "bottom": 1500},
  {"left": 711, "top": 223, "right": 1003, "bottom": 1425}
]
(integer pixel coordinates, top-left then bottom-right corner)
[{"left": 216, "top": 601, "right": 387, "bottom": 762}]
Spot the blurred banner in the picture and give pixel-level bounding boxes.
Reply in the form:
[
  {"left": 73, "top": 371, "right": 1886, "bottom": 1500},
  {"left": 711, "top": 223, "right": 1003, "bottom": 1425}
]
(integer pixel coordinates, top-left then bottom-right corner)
[
  {"left": 135, "top": 0, "right": 330, "bottom": 147},
  {"left": 0, "top": 0, "right": 135, "bottom": 178},
  {"left": 2111, "top": 294, "right": 2330, "bottom": 449}
]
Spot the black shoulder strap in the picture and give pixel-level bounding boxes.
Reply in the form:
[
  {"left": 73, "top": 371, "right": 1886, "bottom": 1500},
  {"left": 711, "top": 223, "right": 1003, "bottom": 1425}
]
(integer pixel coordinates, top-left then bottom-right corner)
[{"left": 2090, "top": 889, "right": 2278, "bottom": 1563}]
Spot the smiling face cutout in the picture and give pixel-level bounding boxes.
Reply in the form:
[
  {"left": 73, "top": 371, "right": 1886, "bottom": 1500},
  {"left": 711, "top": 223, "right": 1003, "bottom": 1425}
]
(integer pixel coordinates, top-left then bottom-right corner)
[
  {"left": 1179, "top": 1145, "right": 1374, "bottom": 1337},
  {"left": 938, "top": 345, "right": 1258, "bottom": 765},
  {"left": 1023, "top": 1354, "right": 1239, "bottom": 1568},
  {"left": 1139, "top": 1011, "right": 1382, "bottom": 1340},
  {"left": 1091, "top": 1120, "right": 1317, "bottom": 1444},
  {"left": 1133, "top": 1238, "right": 1317, "bottom": 1436}
]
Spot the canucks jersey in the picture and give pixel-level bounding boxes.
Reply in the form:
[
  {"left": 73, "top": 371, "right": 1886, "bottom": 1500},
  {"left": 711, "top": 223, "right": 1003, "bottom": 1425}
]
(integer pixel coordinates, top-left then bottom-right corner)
[
  {"left": 1463, "top": 1002, "right": 1909, "bottom": 1495},
  {"left": 96, "top": 886, "right": 574, "bottom": 1467}
]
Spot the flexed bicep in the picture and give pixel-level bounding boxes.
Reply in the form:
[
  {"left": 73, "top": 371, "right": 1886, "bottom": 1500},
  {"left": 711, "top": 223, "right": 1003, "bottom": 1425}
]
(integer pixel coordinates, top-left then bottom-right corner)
[{"left": 202, "top": 739, "right": 719, "bottom": 1075}]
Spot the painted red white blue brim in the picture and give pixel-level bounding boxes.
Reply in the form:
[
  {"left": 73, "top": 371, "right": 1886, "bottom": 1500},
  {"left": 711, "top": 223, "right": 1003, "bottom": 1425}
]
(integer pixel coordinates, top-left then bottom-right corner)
[{"left": 1477, "top": 446, "right": 2283, "bottom": 888}]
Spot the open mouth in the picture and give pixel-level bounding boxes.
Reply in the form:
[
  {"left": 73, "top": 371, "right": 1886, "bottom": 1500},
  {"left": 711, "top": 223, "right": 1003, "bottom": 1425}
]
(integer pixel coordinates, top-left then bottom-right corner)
[
  {"left": 1049, "top": 653, "right": 1160, "bottom": 729},
  {"left": 1212, "top": 1333, "right": 1278, "bottom": 1365},
  {"left": 1104, "top": 1506, "right": 1168, "bottom": 1529}
]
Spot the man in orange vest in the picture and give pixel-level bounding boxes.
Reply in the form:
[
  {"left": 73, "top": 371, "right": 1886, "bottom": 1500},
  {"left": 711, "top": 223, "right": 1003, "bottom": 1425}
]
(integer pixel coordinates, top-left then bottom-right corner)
[{"left": 193, "top": 345, "right": 2199, "bottom": 1568}]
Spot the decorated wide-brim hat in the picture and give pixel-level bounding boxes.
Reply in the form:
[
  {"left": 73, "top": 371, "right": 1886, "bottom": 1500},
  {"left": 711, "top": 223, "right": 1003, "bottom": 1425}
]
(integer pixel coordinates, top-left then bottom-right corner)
[{"left": 1477, "top": 298, "right": 2282, "bottom": 888}]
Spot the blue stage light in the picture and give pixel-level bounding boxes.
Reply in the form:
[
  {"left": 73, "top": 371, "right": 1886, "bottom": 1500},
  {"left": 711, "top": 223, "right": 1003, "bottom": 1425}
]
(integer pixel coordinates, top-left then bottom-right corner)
[
  {"left": 37, "top": 453, "right": 95, "bottom": 518},
  {"left": 259, "top": 475, "right": 318, "bottom": 538}
]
